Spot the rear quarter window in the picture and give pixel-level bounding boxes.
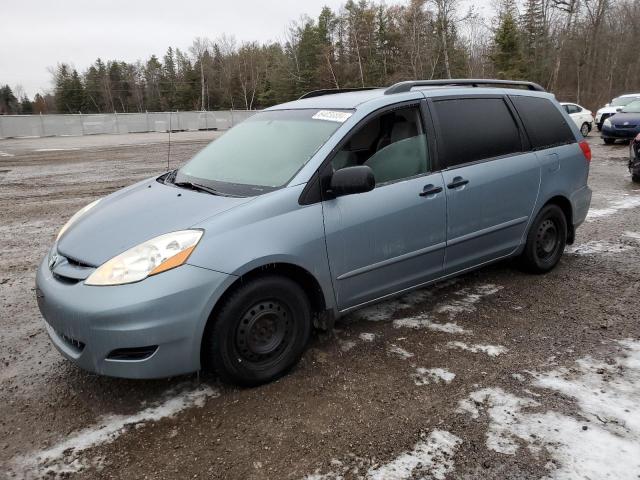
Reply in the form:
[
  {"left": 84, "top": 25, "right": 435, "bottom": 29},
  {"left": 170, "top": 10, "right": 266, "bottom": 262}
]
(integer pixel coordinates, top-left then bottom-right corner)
[
  {"left": 511, "top": 96, "right": 576, "bottom": 150},
  {"left": 432, "top": 97, "right": 522, "bottom": 168}
]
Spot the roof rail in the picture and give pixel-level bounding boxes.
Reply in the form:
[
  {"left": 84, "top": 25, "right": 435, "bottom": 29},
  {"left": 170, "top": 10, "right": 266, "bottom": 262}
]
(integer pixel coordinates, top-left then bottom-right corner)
[
  {"left": 299, "top": 87, "right": 381, "bottom": 100},
  {"left": 384, "top": 79, "right": 546, "bottom": 95}
]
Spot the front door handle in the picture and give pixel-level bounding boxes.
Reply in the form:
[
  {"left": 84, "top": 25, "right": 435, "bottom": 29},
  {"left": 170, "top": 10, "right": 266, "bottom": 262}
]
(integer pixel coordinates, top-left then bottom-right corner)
[
  {"left": 419, "top": 184, "right": 443, "bottom": 197},
  {"left": 447, "top": 176, "right": 469, "bottom": 189}
]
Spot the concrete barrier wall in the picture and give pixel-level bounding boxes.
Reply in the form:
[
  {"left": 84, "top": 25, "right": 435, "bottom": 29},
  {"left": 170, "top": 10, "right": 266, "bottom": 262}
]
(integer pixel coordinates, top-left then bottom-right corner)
[{"left": 0, "top": 110, "right": 257, "bottom": 139}]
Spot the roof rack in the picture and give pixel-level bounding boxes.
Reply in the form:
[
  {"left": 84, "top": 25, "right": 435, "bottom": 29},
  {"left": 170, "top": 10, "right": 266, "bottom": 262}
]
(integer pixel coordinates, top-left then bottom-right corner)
[
  {"left": 299, "top": 87, "right": 381, "bottom": 100},
  {"left": 384, "top": 79, "right": 546, "bottom": 95}
]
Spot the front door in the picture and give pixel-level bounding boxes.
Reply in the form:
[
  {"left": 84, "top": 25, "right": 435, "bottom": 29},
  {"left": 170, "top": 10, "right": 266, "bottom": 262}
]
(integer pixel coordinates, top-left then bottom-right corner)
[{"left": 322, "top": 104, "right": 447, "bottom": 310}]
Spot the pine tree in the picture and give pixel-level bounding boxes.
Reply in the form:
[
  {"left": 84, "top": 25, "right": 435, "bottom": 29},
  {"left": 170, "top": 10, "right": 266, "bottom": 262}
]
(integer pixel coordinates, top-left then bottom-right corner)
[
  {"left": 0, "top": 85, "right": 19, "bottom": 114},
  {"left": 491, "top": 9, "right": 525, "bottom": 79}
]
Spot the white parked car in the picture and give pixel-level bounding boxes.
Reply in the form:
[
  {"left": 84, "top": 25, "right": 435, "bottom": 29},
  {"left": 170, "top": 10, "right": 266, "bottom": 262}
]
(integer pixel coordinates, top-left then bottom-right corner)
[
  {"left": 595, "top": 93, "right": 640, "bottom": 131},
  {"left": 561, "top": 102, "right": 593, "bottom": 137}
]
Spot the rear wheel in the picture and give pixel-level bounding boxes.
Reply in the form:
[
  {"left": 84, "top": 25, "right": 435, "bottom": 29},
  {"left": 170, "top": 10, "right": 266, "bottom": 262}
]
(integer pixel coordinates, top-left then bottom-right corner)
[
  {"left": 604, "top": 138, "right": 616, "bottom": 145},
  {"left": 520, "top": 204, "right": 567, "bottom": 274},
  {"left": 580, "top": 123, "right": 590, "bottom": 137},
  {"left": 203, "top": 275, "right": 311, "bottom": 386}
]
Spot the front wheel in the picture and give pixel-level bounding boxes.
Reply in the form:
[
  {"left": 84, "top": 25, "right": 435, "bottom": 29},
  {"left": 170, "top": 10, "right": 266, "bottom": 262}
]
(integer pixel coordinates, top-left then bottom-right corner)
[
  {"left": 580, "top": 123, "right": 590, "bottom": 137},
  {"left": 519, "top": 204, "right": 567, "bottom": 274},
  {"left": 203, "top": 275, "right": 312, "bottom": 386}
]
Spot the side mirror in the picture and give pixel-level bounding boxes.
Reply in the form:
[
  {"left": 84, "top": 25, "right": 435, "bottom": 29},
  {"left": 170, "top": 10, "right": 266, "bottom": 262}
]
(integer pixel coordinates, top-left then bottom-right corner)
[
  {"left": 616, "top": 108, "right": 623, "bottom": 112},
  {"left": 329, "top": 166, "right": 375, "bottom": 196}
]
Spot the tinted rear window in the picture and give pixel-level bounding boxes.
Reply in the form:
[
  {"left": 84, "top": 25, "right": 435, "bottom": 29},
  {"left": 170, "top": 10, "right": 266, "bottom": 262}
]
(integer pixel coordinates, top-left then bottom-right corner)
[
  {"left": 511, "top": 96, "right": 575, "bottom": 150},
  {"left": 433, "top": 98, "right": 522, "bottom": 167}
]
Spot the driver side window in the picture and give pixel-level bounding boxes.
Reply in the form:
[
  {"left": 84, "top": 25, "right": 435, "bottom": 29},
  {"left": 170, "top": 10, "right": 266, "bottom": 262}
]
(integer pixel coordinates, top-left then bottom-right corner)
[{"left": 331, "top": 105, "right": 428, "bottom": 185}]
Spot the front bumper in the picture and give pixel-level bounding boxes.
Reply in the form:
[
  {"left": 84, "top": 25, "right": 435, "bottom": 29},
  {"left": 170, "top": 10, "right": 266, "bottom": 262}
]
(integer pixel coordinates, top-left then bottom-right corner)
[{"left": 36, "top": 255, "right": 234, "bottom": 379}]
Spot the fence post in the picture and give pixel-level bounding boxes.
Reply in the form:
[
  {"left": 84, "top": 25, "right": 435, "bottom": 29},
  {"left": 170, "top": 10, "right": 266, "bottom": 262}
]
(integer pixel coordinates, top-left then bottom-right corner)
[
  {"left": 146, "top": 111, "right": 150, "bottom": 133},
  {"left": 114, "top": 111, "right": 119, "bottom": 134},
  {"left": 230, "top": 109, "right": 235, "bottom": 128},
  {"left": 79, "top": 112, "right": 85, "bottom": 136},
  {"left": 39, "top": 112, "right": 45, "bottom": 137}
]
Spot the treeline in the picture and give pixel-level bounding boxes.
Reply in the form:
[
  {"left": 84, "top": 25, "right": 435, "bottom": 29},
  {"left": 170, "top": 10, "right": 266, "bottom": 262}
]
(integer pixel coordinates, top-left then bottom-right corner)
[{"left": 2, "top": 0, "right": 639, "bottom": 115}]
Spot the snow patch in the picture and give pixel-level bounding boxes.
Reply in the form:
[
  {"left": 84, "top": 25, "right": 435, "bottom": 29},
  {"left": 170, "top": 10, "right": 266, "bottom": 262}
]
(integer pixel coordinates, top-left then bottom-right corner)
[
  {"left": 567, "top": 240, "right": 632, "bottom": 255},
  {"left": 367, "top": 430, "right": 461, "bottom": 480},
  {"left": 388, "top": 344, "right": 414, "bottom": 359},
  {"left": 458, "top": 340, "right": 640, "bottom": 478},
  {"left": 356, "top": 290, "right": 434, "bottom": 322},
  {"left": 447, "top": 341, "right": 508, "bottom": 357},
  {"left": 359, "top": 332, "right": 377, "bottom": 342},
  {"left": 0, "top": 151, "right": 14, "bottom": 157},
  {"left": 435, "top": 284, "right": 503, "bottom": 318},
  {"left": 587, "top": 196, "right": 640, "bottom": 220},
  {"left": 339, "top": 340, "right": 357, "bottom": 352},
  {"left": 12, "top": 385, "right": 218, "bottom": 478},
  {"left": 393, "top": 313, "right": 470, "bottom": 334},
  {"left": 413, "top": 367, "right": 456, "bottom": 386},
  {"left": 34, "top": 147, "right": 79, "bottom": 152},
  {"left": 623, "top": 231, "right": 640, "bottom": 241}
]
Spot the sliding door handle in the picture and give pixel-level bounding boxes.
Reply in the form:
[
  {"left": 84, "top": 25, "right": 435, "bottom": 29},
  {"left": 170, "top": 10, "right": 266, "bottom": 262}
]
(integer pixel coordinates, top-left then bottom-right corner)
[
  {"left": 447, "top": 176, "right": 469, "bottom": 189},
  {"left": 419, "top": 184, "right": 443, "bottom": 197}
]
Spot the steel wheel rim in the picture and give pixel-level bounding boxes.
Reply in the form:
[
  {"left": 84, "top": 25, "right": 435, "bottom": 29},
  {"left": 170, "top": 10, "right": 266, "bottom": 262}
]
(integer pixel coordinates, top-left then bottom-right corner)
[
  {"left": 235, "top": 300, "right": 292, "bottom": 363},
  {"left": 535, "top": 218, "right": 559, "bottom": 260}
]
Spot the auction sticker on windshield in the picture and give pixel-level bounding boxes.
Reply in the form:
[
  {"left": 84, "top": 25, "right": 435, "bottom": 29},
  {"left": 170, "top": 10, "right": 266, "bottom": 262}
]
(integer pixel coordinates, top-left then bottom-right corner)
[{"left": 312, "top": 110, "right": 353, "bottom": 123}]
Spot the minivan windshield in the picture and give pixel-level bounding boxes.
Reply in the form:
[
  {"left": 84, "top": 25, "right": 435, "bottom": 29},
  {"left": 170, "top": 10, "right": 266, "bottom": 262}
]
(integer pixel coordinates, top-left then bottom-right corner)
[
  {"left": 622, "top": 101, "right": 640, "bottom": 113},
  {"left": 174, "top": 109, "right": 350, "bottom": 196},
  {"left": 611, "top": 96, "right": 640, "bottom": 107}
]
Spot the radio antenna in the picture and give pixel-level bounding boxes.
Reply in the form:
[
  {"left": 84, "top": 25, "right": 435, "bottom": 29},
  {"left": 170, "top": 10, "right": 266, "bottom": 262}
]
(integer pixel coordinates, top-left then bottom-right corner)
[{"left": 166, "top": 111, "right": 172, "bottom": 171}]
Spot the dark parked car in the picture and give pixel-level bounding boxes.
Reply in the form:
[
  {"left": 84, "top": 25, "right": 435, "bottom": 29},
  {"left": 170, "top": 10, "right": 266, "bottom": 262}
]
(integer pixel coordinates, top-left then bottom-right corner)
[
  {"left": 630, "top": 133, "right": 640, "bottom": 182},
  {"left": 601, "top": 100, "right": 640, "bottom": 144}
]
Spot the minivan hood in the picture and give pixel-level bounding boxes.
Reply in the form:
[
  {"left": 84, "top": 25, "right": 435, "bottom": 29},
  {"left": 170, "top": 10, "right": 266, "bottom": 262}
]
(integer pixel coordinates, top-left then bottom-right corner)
[{"left": 56, "top": 177, "right": 252, "bottom": 266}]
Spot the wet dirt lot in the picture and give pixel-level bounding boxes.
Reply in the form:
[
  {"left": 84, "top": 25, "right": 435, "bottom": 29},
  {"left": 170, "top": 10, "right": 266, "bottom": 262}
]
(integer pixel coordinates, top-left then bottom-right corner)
[{"left": 1, "top": 132, "right": 639, "bottom": 479}]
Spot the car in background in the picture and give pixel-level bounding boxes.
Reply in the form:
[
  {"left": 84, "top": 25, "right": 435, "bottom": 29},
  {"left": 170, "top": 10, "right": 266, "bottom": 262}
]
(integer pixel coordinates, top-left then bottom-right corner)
[
  {"left": 561, "top": 102, "right": 593, "bottom": 137},
  {"left": 601, "top": 100, "right": 640, "bottom": 144},
  {"left": 595, "top": 94, "right": 640, "bottom": 131},
  {"left": 630, "top": 134, "right": 640, "bottom": 182}
]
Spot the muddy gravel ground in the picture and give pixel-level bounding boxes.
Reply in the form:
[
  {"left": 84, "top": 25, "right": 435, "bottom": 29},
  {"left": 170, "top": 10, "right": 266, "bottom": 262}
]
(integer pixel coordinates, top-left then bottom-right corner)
[{"left": 1, "top": 131, "right": 639, "bottom": 480}]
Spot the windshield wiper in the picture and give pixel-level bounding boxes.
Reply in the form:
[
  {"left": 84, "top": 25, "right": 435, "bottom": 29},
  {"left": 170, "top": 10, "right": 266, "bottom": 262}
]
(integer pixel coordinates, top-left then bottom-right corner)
[{"left": 172, "top": 180, "right": 224, "bottom": 196}]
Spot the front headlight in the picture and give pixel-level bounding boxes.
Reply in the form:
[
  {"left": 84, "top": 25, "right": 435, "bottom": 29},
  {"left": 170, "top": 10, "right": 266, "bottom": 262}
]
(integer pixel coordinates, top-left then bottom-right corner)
[
  {"left": 56, "top": 199, "right": 101, "bottom": 241},
  {"left": 604, "top": 118, "right": 612, "bottom": 128},
  {"left": 85, "top": 230, "right": 203, "bottom": 286}
]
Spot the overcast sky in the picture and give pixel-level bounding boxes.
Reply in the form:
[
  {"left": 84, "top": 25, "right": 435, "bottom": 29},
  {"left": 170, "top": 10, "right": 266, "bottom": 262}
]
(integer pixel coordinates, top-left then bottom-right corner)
[{"left": 1, "top": 0, "right": 492, "bottom": 98}]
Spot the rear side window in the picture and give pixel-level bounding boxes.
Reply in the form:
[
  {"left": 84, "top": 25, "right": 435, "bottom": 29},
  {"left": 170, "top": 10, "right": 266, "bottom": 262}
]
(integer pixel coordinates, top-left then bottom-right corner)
[
  {"left": 511, "top": 96, "right": 576, "bottom": 150},
  {"left": 433, "top": 98, "right": 522, "bottom": 168}
]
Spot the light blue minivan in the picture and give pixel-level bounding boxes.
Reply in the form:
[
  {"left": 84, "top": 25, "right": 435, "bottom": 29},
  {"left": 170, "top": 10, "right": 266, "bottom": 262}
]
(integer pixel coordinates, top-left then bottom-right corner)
[{"left": 36, "top": 79, "right": 592, "bottom": 385}]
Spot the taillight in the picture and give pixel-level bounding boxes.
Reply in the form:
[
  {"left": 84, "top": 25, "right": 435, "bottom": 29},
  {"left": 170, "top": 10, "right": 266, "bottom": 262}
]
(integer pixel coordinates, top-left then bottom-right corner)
[{"left": 579, "top": 140, "right": 591, "bottom": 162}]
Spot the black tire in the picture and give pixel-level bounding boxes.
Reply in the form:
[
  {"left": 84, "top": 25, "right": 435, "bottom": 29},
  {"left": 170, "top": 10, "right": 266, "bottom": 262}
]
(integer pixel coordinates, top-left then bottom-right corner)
[
  {"left": 520, "top": 204, "right": 567, "bottom": 274},
  {"left": 632, "top": 174, "right": 640, "bottom": 183},
  {"left": 580, "top": 123, "right": 590, "bottom": 137},
  {"left": 603, "top": 138, "right": 616, "bottom": 145},
  {"left": 203, "top": 275, "right": 311, "bottom": 386},
  {"left": 596, "top": 125, "right": 602, "bottom": 132}
]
